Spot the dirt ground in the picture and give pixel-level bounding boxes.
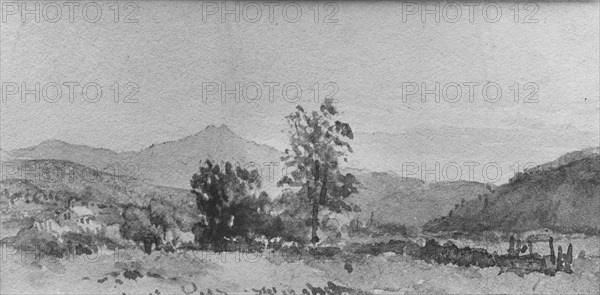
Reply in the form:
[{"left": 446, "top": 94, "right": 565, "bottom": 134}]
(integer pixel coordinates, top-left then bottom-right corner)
[{"left": 1, "top": 242, "right": 599, "bottom": 295}]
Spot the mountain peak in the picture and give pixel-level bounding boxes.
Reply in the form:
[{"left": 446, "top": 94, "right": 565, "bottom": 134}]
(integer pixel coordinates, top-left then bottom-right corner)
[
  {"left": 197, "top": 124, "right": 236, "bottom": 137},
  {"left": 205, "top": 123, "right": 232, "bottom": 131}
]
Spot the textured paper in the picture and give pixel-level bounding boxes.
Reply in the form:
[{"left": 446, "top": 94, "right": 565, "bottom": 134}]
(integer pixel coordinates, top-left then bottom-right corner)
[{"left": 0, "top": 1, "right": 598, "bottom": 294}]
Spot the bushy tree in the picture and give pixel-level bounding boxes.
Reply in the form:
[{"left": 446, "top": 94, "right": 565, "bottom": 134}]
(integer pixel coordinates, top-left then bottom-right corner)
[
  {"left": 278, "top": 100, "right": 359, "bottom": 244},
  {"left": 227, "top": 193, "right": 285, "bottom": 241},
  {"left": 120, "top": 205, "right": 162, "bottom": 254},
  {"left": 190, "top": 160, "right": 262, "bottom": 249}
]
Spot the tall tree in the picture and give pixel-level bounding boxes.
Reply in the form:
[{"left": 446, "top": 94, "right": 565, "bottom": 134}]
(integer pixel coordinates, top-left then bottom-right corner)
[{"left": 278, "top": 100, "right": 359, "bottom": 244}]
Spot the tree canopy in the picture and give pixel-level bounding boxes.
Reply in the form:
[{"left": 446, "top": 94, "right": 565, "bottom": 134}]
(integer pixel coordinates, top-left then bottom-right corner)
[{"left": 278, "top": 100, "right": 359, "bottom": 243}]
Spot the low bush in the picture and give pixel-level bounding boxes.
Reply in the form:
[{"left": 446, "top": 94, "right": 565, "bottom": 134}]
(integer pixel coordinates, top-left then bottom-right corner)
[{"left": 13, "top": 228, "right": 66, "bottom": 259}]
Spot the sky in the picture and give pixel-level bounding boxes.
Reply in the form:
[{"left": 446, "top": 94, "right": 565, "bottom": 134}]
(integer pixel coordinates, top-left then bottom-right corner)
[{"left": 1, "top": 1, "right": 598, "bottom": 158}]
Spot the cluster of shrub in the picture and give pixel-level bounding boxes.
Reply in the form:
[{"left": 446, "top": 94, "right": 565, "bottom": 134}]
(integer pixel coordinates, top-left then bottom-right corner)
[
  {"left": 10, "top": 227, "right": 123, "bottom": 260},
  {"left": 8, "top": 181, "right": 314, "bottom": 261},
  {"left": 417, "top": 236, "right": 575, "bottom": 277},
  {"left": 346, "top": 212, "right": 410, "bottom": 238}
]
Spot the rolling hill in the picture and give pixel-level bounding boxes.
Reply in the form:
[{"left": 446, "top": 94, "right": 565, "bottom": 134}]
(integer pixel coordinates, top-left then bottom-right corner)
[
  {"left": 4, "top": 127, "right": 495, "bottom": 228},
  {"left": 525, "top": 147, "right": 599, "bottom": 173},
  {"left": 0, "top": 158, "right": 194, "bottom": 208},
  {"left": 344, "top": 168, "right": 493, "bottom": 227},
  {"left": 7, "top": 125, "right": 598, "bottom": 232},
  {"left": 424, "top": 148, "right": 600, "bottom": 234}
]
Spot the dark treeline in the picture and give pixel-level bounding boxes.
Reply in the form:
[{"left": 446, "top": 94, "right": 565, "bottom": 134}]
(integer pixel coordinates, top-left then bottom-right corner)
[{"left": 418, "top": 236, "right": 573, "bottom": 277}]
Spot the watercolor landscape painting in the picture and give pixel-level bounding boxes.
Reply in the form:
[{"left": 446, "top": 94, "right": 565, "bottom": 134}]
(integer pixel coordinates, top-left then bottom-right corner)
[{"left": 1, "top": 1, "right": 599, "bottom": 294}]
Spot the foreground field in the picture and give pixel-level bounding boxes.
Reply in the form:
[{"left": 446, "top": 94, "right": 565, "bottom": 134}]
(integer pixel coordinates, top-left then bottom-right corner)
[{"left": 2, "top": 241, "right": 599, "bottom": 295}]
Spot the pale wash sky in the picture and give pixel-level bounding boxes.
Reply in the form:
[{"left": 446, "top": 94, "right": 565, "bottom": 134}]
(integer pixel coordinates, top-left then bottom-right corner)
[{"left": 1, "top": 1, "right": 598, "bottom": 153}]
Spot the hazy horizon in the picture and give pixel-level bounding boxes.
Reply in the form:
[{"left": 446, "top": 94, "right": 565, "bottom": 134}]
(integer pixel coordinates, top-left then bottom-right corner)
[
  {"left": 2, "top": 121, "right": 598, "bottom": 186},
  {"left": 1, "top": 1, "right": 598, "bottom": 183}
]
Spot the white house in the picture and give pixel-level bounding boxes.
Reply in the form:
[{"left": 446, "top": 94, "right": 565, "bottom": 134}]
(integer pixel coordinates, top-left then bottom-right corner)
[{"left": 72, "top": 206, "right": 94, "bottom": 224}]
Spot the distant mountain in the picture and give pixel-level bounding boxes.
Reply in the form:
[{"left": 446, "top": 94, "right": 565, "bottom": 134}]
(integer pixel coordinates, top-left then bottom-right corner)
[
  {"left": 424, "top": 148, "right": 600, "bottom": 235},
  {"left": 9, "top": 124, "right": 284, "bottom": 195},
  {"left": 8, "top": 140, "right": 120, "bottom": 164},
  {"left": 348, "top": 126, "right": 598, "bottom": 184},
  {"left": 9, "top": 124, "right": 597, "bottom": 192},
  {"left": 343, "top": 168, "right": 492, "bottom": 227}
]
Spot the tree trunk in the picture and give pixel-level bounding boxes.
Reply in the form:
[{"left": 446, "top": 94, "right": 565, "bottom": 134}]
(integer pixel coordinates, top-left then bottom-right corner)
[
  {"left": 312, "top": 164, "right": 329, "bottom": 245},
  {"left": 310, "top": 161, "right": 321, "bottom": 245},
  {"left": 319, "top": 165, "right": 329, "bottom": 204},
  {"left": 549, "top": 237, "right": 556, "bottom": 264},
  {"left": 311, "top": 200, "right": 319, "bottom": 244}
]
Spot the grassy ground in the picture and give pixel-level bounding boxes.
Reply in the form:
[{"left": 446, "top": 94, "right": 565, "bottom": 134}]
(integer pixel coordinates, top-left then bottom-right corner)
[{"left": 1, "top": 239, "right": 599, "bottom": 295}]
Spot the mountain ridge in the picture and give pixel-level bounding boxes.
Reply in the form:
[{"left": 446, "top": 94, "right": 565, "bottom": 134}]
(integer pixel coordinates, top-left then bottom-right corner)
[{"left": 7, "top": 124, "right": 284, "bottom": 195}]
